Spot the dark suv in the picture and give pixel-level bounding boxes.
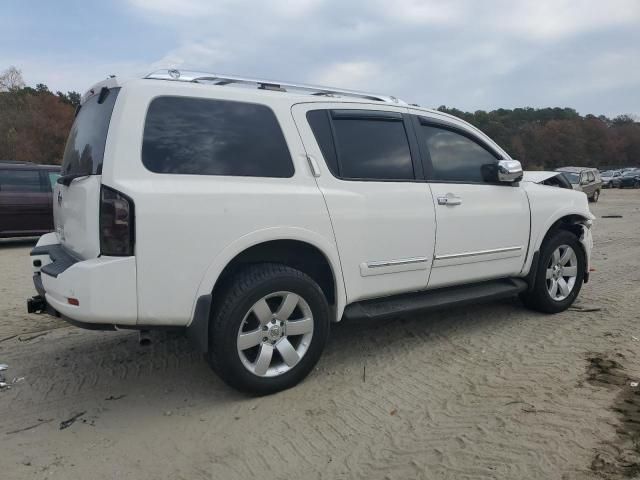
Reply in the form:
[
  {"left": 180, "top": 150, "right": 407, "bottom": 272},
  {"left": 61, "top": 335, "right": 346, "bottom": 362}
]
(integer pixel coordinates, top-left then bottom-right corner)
[{"left": 0, "top": 161, "right": 60, "bottom": 238}]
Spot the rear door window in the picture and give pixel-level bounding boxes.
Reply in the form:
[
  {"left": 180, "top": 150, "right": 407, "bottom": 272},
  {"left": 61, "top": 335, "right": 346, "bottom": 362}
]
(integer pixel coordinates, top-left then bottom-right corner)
[
  {"left": 0, "top": 169, "right": 45, "bottom": 192},
  {"left": 142, "top": 97, "right": 294, "bottom": 178},
  {"left": 61, "top": 88, "right": 120, "bottom": 177},
  {"left": 307, "top": 109, "right": 415, "bottom": 181}
]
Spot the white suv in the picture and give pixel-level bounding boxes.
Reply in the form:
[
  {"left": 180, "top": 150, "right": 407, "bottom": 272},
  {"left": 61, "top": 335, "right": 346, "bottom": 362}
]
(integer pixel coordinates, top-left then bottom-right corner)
[{"left": 27, "top": 70, "right": 594, "bottom": 394}]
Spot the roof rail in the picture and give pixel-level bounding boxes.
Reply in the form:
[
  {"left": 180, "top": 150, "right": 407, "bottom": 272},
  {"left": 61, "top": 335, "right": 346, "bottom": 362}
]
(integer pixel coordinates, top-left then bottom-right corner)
[{"left": 144, "top": 69, "right": 405, "bottom": 105}]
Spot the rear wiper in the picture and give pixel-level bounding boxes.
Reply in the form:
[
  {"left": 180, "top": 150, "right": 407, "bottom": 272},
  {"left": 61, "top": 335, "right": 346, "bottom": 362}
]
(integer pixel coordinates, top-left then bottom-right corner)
[{"left": 57, "top": 173, "right": 89, "bottom": 186}]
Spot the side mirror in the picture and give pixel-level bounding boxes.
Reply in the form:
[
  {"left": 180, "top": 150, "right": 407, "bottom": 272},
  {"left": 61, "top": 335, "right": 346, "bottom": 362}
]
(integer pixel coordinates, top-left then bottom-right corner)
[{"left": 496, "top": 159, "right": 523, "bottom": 183}]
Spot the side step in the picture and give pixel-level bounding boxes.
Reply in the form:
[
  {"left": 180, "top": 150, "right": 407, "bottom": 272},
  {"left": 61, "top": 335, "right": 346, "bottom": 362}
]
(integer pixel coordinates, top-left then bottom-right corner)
[{"left": 343, "top": 278, "right": 528, "bottom": 321}]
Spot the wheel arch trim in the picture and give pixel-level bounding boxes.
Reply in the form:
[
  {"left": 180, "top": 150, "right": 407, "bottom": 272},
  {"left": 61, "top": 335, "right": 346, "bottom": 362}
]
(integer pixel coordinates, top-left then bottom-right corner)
[
  {"left": 521, "top": 209, "right": 593, "bottom": 278},
  {"left": 189, "top": 227, "right": 347, "bottom": 327}
]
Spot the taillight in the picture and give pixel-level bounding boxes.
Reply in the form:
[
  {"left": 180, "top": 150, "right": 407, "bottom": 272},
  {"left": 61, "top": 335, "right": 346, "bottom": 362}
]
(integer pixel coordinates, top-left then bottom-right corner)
[{"left": 100, "top": 185, "right": 134, "bottom": 256}]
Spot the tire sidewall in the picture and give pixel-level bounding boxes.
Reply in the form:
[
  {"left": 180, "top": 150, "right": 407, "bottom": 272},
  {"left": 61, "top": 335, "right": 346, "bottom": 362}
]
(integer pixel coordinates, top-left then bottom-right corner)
[
  {"left": 211, "top": 268, "right": 329, "bottom": 395},
  {"left": 534, "top": 230, "right": 586, "bottom": 312}
]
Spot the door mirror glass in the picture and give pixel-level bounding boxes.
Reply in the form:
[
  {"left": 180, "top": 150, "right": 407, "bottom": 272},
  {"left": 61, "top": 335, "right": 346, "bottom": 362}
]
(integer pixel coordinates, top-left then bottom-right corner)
[{"left": 496, "top": 159, "right": 523, "bottom": 183}]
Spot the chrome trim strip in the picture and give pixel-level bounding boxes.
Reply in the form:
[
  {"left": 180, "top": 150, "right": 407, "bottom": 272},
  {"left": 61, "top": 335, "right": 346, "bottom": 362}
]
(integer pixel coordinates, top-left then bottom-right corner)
[
  {"left": 435, "top": 246, "right": 522, "bottom": 261},
  {"left": 367, "top": 257, "right": 429, "bottom": 269}
]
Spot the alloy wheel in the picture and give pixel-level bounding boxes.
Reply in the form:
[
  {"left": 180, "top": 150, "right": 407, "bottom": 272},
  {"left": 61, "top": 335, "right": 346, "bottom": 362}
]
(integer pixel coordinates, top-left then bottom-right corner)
[
  {"left": 546, "top": 245, "right": 578, "bottom": 301},
  {"left": 236, "top": 291, "right": 314, "bottom": 377}
]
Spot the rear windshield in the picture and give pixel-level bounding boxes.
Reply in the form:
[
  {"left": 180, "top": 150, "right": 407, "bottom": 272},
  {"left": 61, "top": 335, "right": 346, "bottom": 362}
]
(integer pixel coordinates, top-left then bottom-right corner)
[{"left": 61, "top": 88, "right": 120, "bottom": 176}]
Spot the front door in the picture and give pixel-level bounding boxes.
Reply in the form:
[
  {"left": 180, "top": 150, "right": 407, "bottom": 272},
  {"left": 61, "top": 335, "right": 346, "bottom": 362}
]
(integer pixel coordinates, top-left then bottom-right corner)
[
  {"left": 292, "top": 103, "right": 436, "bottom": 303},
  {"left": 411, "top": 117, "right": 530, "bottom": 289}
]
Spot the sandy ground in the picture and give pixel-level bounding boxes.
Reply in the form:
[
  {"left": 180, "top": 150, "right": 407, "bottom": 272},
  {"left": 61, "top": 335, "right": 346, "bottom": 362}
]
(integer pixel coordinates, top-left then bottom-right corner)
[{"left": 1, "top": 189, "right": 640, "bottom": 480}]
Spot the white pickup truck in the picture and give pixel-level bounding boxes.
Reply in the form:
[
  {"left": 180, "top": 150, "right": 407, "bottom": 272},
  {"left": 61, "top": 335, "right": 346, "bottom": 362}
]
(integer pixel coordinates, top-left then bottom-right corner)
[{"left": 27, "top": 70, "right": 594, "bottom": 394}]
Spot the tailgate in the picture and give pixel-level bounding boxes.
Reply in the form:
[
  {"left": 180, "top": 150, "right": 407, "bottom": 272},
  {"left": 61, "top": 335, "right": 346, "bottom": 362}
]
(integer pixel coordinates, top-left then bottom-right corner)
[{"left": 55, "top": 86, "right": 120, "bottom": 260}]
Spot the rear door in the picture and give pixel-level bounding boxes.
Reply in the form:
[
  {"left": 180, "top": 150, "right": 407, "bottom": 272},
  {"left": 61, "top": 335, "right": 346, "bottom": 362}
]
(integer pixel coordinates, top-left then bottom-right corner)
[
  {"left": 411, "top": 115, "right": 530, "bottom": 289},
  {"left": 0, "top": 168, "right": 51, "bottom": 236},
  {"left": 292, "top": 103, "right": 436, "bottom": 303},
  {"left": 585, "top": 170, "right": 596, "bottom": 196}
]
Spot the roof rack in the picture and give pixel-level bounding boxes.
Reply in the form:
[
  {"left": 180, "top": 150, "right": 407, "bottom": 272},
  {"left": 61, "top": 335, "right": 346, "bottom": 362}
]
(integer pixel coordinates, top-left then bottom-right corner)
[{"left": 144, "top": 69, "right": 405, "bottom": 105}]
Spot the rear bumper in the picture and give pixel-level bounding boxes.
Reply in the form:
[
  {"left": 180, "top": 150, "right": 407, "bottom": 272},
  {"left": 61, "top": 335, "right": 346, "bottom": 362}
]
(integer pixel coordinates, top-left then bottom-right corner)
[{"left": 29, "top": 234, "right": 138, "bottom": 325}]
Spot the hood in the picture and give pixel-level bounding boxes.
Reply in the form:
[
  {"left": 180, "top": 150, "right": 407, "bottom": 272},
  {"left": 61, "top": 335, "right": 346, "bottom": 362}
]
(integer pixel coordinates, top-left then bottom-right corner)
[{"left": 521, "top": 171, "right": 560, "bottom": 183}]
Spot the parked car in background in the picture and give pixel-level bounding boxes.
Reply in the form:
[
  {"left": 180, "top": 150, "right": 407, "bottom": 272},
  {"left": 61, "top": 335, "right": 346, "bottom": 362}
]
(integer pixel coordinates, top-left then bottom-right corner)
[
  {"left": 0, "top": 161, "right": 60, "bottom": 238},
  {"left": 555, "top": 167, "right": 602, "bottom": 202},
  {"left": 617, "top": 169, "right": 640, "bottom": 189},
  {"left": 600, "top": 169, "right": 623, "bottom": 188}
]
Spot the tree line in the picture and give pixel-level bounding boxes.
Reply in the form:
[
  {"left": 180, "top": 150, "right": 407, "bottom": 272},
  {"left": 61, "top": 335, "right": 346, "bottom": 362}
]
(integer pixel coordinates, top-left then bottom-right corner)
[
  {"left": 0, "top": 66, "right": 79, "bottom": 165},
  {"left": 436, "top": 106, "right": 639, "bottom": 170},
  {"left": 1, "top": 66, "right": 638, "bottom": 170}
]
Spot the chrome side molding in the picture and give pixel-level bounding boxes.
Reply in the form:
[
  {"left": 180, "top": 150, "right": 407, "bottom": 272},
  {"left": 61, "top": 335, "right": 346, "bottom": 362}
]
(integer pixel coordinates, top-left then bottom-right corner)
[{"left": 435, "top": 246, "right": 522, "bottom": 261}]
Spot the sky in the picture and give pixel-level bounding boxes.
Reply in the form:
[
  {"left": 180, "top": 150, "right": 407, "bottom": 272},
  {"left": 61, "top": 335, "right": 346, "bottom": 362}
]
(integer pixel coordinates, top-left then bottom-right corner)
[{"left": 2, "top": 0, "right": 639, "bottom": 117}]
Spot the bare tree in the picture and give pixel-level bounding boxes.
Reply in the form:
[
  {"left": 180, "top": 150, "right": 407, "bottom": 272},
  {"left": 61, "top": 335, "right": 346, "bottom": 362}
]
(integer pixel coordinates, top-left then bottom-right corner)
[{"left": 0, "top": 66, "right": 25, "bottom": 92}]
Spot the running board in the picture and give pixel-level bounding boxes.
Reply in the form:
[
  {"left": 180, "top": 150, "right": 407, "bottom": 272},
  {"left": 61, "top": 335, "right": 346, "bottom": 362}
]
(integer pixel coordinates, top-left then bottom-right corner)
[{"left": 343, "top": 278, "right": 528, "bottom": 321}]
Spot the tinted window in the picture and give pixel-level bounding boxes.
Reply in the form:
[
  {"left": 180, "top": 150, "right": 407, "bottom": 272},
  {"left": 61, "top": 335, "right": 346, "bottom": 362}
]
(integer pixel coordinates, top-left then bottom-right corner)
[
  {"left": 62, "top": 88, "right": 120, "bottom": 176},
  {"left": 331, "top": 117, "right": 414, "bottom": 180},
  {"left": 420, "top": 125, "right": 498, "bottom": 182},
  {"left": 0, "top": 169, "right": 44, "bottom": 192},
  {"left": 306, "top": 110, "right": 339, "bottom": 175},
  {"left": 142, "top": 97, "right": 294, "bottom": 177}
]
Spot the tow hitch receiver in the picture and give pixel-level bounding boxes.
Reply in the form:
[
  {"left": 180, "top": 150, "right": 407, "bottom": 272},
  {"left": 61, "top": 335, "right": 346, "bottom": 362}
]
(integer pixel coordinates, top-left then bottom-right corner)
[{"left": 27, "top": 295, "right": 47, "bottom": 314}]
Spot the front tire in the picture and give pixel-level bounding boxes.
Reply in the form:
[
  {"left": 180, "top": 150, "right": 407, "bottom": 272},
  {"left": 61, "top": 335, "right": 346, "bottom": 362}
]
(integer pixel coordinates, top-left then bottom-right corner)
[
  {"left": 590, "top": 190, "right": 599, "bottom": 202},
  {"left": 208, "top": 263, "right": 330, "bottom": 395},
  {"left": 520, "top": 230, "right": 585, "bottom": 314}
]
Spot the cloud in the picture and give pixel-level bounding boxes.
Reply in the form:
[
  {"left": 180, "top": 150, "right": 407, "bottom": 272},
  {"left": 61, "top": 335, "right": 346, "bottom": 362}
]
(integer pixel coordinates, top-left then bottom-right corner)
[
  {"left": 6, "top": 0, "right": 640, "bottom": 116},
  {"left": 312, "top": 61, "right": 382, "bottom": 89}
]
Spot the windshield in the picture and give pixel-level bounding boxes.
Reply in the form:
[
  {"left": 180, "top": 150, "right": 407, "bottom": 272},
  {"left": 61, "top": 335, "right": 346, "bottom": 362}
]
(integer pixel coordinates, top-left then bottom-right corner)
[
  {"left": 61, "top": 88, "right": 120, "bottom": 177},
  {"left": 563, "top": 172, "right": 580, "bottom": 184}
]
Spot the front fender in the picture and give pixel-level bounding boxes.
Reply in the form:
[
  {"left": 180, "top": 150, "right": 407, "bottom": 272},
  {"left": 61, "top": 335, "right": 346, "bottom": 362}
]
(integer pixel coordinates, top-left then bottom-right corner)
[{"left": 521, "top": 184, "right": 594, "bottom": 276}]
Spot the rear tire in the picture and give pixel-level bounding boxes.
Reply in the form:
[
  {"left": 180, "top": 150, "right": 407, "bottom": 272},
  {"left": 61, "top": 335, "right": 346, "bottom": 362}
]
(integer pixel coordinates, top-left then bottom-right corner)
[
  {"left": 208, "top": 263, "right": 330, "bottom": 395},
  {"left": 520, "top": 230, "right": 585, "bottom": 314},
  {"left": 590, "top": 190, "right": 599, "bottom": 202}
]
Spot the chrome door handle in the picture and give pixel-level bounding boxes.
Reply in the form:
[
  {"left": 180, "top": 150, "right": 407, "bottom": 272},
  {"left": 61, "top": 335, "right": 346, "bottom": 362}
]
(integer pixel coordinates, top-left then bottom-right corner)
[{"left": 437, "top": 195, "right": 462, "bottom": 206}]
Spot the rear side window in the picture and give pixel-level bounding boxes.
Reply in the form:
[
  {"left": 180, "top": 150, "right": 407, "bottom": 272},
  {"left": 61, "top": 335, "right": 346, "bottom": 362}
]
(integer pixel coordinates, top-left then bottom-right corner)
[
  {"left": 307, "top": 109, "right": 414, "bottom": 181},
  {"left": 419, "top": 124, "right": 499, "bottom": 183},
  {"left": 142, "top": 97, "right": 294, "bottom": 177},
  {"left": 61, "top": 88, "right": 120, "bottom": 177},
  {"left": 0, "top": 169, "right": 45, "bottom": 192}
]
